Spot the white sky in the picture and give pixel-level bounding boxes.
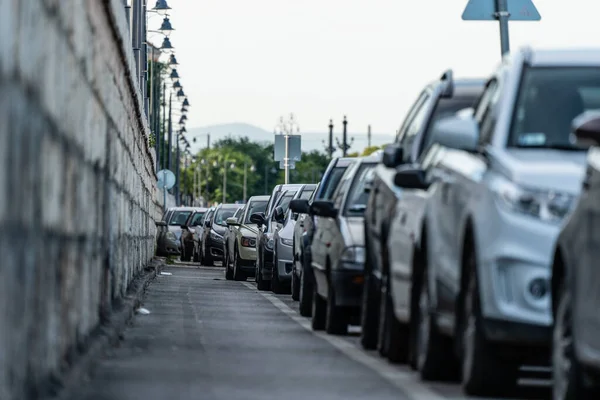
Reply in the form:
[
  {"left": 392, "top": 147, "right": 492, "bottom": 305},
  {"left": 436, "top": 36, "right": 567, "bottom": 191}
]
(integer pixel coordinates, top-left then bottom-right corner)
[{"left": 152, "top": 0, "right": 600, "bottom": 134}]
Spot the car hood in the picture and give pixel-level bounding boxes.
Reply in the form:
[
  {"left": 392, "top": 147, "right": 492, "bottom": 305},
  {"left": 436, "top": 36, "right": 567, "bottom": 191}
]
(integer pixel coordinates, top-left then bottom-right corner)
[
  {"left": 497, "top": 149, "right": 587, "bottom": 194},
  {"left": 212, "top": 224, "right": 227, "bottom": 236},
  {"left": 340, "top": 217, "right": 364, "bottom": 247},
  {"left": 239, "top": 225, "right": 258, "bottom": 238}
]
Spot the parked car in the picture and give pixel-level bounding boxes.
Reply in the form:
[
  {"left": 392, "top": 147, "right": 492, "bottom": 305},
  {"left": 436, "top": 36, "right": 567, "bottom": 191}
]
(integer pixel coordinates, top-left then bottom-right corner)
[
  {"left": 271, "top": 184, "right": 317, "bottom": 294},
  {"left": 252, "top": 184, "right": 304, "bottom": 290},
  {"left": 223, "top": 195, "right": 270, "bottom": 281},
  {"left": 361, "top": 71, "right": 485, "bottom": 362},
  {"left": 289, "top": 158, "right": 355, "bottom": 315},
  {"left": 290, "top": 184, "right": 319, "bottom": 301},
  {"left": 223, "top": 206, "right": 244, "bottom": 273},
  {"left": 551, "top": 110, "right": 600, "bottom": 400},
  {"left": 200, "top": 203, "right": 243, "bottom": 266},
  {"left": 310, "top": 155, "right": 378, "bottom": 334},
  {"left": 399, "top": 48, "right": 597, "bottom": 396},
  {"left": 179, "top": 208, "right": 207, "bottom": 261},
  {"left": 193, "top": 207, "right": 215, "bottom": 262},
  {"left": 166, "top": 207, "right": 198, "bottom": 252},
  {"left": 156, "top": 207, "right": 179, "bottom": 256}
]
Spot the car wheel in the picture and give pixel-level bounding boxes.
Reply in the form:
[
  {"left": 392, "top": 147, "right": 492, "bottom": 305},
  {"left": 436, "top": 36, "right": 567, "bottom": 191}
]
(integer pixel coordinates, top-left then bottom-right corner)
[
  {"left": 193, "top": 244, "right": 200, "bottom": 262},
  {"left": 233, "top": 245, "right": 246, "bottom": 281},
  {"left": 553, "top": 283, "right": 595, "bottom": 400},
  {"left": 311, "top": 283, "right": 326, "bottom": 331},
  {"left": 256, "top": 250, "right": 270, "bottom": 291},
  {"left": 291, "top": 268, "right": 300, "bottom": 301},
  {"left": 360, "top": 242, "right": 380, "bottom": 350},
  {"left": 224, "top": 249, "right": 233, "bottom": 280},
  {"left": 299, "top": 262, "right": 313, "bottom": 317},
  {"left": 415, "top": 265, "right": 456, "bottom": 380},
  {"left": 325, "top": 285, "right": 348, "bottom": 335},
  {"left": 461, "top": 247, "right": 518, "bottom": 397},
  {"left": 271, "top": 252, "right": 283, "bottom": 294},
  {"left": 378, "top": 272, "right": 409, "bottom": 363}
]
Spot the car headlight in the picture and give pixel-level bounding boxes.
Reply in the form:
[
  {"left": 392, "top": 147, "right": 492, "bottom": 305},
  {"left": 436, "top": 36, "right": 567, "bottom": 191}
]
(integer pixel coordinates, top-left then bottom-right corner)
[
  {"left": 341, "top": 246, "right": 366, "bottom": 264},
  {"left": 166, "top": 232, "right": 177, "bottom": 241},
  {"left": 210, "top": 231, "right": 223, "bottom": 241},
  {"left": 241, "top": 237, "right": 256, "bottom": 247},
  {"left": 280, "top": 238, "right": 293, "bottom": 247},
  {"left": 491, "top": 176, "right": 575, "bottom": 222},
  {"left": 266, "top": 237, "right": 274, "bottom": 250}
]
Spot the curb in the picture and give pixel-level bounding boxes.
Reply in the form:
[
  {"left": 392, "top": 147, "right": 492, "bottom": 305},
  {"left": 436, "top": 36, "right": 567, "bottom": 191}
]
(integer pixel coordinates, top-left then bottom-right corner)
[{"left": 45, "top": 257, "right": 165, "bottom": 400}]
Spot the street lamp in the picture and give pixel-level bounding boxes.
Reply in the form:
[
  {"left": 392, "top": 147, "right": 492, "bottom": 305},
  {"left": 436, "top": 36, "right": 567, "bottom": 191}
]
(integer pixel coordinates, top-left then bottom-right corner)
[
  {"left": 168, "top": 54, "right": 178, "bottom": 65},
  {"left": 158, "top": 16, "right": 174, "bottom": 33},
  {"left": 169, "top": 68, "right": 179, "bottom": 79},
  {"left": 182, "top": 98, "right": 190, "bottom": 107},
  {"left": 152, "top": 0, "right": 171, "bottom": 11},
  {"left": 160, "top": 36, "right": 173, "bottom": 50},
  {"left": 243, "top": 162, "right": 256, "bottom": 203},
  {"left": 173, "top": 80, "right": 181, "bottom": 89},
  {"left": 176, "top": 88, "right": 185, "bottom": 98}
]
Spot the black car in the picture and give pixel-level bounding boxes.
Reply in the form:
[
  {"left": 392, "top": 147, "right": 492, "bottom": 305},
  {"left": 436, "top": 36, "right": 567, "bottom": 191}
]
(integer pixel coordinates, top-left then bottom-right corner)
[
  {"left": 200, "top": 203, "right": 243, "bottom": 266},
  {"left": 179, "top": 208, "right": 207, "bottom": 261},
  {"left": 251, "top": 184, "right": 303, "bottom": 291},
  {"left": 289, "top": 157, "right": 355, "bottom": 315}
]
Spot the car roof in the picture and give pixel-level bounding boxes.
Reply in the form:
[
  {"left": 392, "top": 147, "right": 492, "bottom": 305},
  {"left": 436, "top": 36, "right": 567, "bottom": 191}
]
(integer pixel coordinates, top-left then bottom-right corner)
[
  {"left": 170, "top": 206, "right": 203, "bottom": 211},
  {"left": 519, "top": 47, "right": 600, "bottom": 67}
]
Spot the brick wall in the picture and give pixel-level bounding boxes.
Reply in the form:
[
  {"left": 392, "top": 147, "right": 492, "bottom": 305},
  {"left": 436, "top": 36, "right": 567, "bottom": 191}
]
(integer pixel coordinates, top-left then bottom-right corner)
[{"left": 0, "top": 1, "right": 161, "bottom": 399}]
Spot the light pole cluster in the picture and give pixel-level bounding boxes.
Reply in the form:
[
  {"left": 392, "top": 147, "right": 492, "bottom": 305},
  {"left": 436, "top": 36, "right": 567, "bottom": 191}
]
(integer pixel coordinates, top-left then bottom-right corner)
[
  {"left": 322, "top": 116, "right": 354, "bottom": 158},
  {"left": 128, "top": 0, "right": 192, "bottom": 206},
  {"left": 274, "top": 113, "right": 300, "bottom": 184}
]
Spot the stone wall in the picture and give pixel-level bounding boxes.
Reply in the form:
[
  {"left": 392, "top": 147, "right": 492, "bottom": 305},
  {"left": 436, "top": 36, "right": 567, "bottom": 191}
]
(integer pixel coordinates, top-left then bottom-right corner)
[{"left": 0, "top": 1, "right": 160, "bottom": 399}]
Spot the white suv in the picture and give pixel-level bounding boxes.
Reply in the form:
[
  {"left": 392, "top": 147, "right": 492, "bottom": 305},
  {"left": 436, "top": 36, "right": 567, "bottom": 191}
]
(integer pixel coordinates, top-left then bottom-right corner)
[{"left": 394, "top": 47, "right": 600, "bottom": 397}]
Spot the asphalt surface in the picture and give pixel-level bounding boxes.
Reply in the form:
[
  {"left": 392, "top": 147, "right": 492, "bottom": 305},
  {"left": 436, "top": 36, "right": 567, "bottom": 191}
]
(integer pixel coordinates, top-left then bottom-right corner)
[{"left": 69, "top": 264, "right": 551, "bottom": 400}]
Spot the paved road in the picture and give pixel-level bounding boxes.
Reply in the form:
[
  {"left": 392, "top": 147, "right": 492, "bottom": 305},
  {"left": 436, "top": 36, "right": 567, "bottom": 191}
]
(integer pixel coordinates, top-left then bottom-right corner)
[{"left": 69, "top": 264, "right": 549, "bottom": 400}]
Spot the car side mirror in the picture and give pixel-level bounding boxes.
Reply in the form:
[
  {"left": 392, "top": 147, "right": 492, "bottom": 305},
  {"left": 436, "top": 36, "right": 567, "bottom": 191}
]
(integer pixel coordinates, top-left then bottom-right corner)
[
  {"left": 382, "top": 143, "right": 404, "bottom": 168},
  {"left": 571, "top": 110, "right": 600, "bottom": 147},
  {"left": 155, "top": 221, "right": 167, "bottom": 227},
  {"left": 431, "top": 115, "right": 479, "bottom": 152},
  {"left": 226, "top": 217, "right": 239, "bottom": 226},
  {"left": 394, "top": 166, "right": 429, "bottom": 190},
  {"left": 310, "top": 200, "right": 337, "bottom": 218},
  {"left": 180, "top": 224, "right": 188, "bottom": 229},
  {"left": 249, "top": 212, "right": 265, "bottom": 227},
  {"left": 289, "top": 199, "right": 310, "bottom": 214},
  {"left": 204, "top": 219, "right": 211, "bottom": 228},
  {"left": 274, "top": 206, "right": 285, "bottom": 223}
]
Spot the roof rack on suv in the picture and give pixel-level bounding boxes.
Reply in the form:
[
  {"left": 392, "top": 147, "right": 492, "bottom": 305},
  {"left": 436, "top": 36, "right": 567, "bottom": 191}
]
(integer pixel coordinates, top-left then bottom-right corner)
[{"left": 440, "top": 69, "right": 454, "bottom": 98}]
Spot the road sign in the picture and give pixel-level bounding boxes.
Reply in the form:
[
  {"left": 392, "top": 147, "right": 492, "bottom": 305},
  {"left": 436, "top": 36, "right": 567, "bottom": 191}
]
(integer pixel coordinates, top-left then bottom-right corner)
[
  {"left": 279, "top": 160, "right": 295, "bottom": 170},
  {"left": 462, "top": 0, "right": 541, "bottom": 21},
  {"left": 274, "top": 134, "right": 302, "bottom": 162},
  {"left": 157, "top": 169, "right": 176, "bottom": 189}
]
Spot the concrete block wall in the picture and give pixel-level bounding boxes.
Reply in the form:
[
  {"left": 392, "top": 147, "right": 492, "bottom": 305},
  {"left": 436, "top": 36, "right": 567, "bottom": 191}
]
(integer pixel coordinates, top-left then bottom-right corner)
[{"left": 0, "top": 1, "right": 161, "bottom": 399}]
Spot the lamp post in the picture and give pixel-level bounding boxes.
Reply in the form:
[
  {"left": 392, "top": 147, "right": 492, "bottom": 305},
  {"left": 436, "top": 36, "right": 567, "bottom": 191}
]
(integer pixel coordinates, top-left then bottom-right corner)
[
  {"left": 214, "top": 160, "right": 235, "bottom": 204},
  {"left": 243, "top": 162, "right": 256, "bottom": 203}
]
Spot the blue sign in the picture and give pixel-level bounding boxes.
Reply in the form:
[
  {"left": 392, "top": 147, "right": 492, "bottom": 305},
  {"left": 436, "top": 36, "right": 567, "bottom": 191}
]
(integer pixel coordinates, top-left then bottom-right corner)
[
  {"left": 462, "top": 0, "right": 541, "bottom": 21},
  {"left": 274, "top": 135, "right": 302, "bottom": 162}
]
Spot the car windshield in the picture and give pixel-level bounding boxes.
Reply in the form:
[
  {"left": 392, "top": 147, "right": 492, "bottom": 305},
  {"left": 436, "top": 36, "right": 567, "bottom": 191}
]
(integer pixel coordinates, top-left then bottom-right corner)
[
  {"left": 508, "top": 67, "right": 600, "bottom": 149},
  {"left": 214, "top": 208, "right": 238, "bottom": 226},
  {"left": 319, "top": 167, "right": 347, "bottom": 200},
  {"left": 188, "top": 212, "right": 205, "bottom": 226},
  {"left": 245, "top": 201, "right": 268, "bottom": 224},
  {"left": 344, "top": 164, "right": 377, "bottom": 216},
  {"left": 169, "top": 211, "right": 192, "bottom": 226}
]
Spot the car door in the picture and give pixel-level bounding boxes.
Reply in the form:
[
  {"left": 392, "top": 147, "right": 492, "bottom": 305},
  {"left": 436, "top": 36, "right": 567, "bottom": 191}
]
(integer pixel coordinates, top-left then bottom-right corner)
[
  {"left": 369, "top": 90, "right": 432, "bottom": 280},
  {"left": 228, "top": 207, "right": 244, "bottom": 259}
]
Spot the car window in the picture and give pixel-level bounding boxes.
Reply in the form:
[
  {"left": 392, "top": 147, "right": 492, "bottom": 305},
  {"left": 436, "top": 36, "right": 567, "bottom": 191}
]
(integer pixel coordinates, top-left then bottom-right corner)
[
  {"left": 300, "top": 189, "right": 314, "bottom": 200},
  {"left": 188, "top": 212, "right": 205, "bottom": 226},
  {"left": 508, "top": 67, "right": 600, "bottom": 149},
  {"left": 233, "top": 208, "right": 243, "bottom": 218},
  {"left": 264, "top": 188, "right": 280, "bottom": 216},
  {"left": 396, "top": 91, "right": 429, "bottom": 143},
  {"left": 275, "top": 191, "right": 296, "bottom": 215},
  {"left": 400, "top": 94, "right": 432, "bottom": 163},
  {"left": 204, "top": 209, "right": 214, "bottom": 224},
  {"left": 245, "top": 200, "right": 268, "bottom": 223},
  {"left": 344, "top": 163, "right": 377, "bottom": 216},
  {"left": 319, "top": 167, "right": 347, "bottom": 200},
  {"left": 332, "top": 161, "right": 359, "bottom": 209},
  {"left": 418, "top": 94, "right": 482, "bottom": 159},
  {"left": 169, "top": 211, "right": 192, "bottom": 226},
  {"left": 214, "top": 208, "right": 238, "bottom": 226}
]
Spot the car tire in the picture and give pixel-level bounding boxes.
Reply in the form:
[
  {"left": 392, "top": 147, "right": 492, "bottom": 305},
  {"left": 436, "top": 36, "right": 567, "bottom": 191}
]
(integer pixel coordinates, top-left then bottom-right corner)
[
  {"left": 224, "top": 250, "right": 233, "bottom": 280},
  {"left": 204, "top": 246, "right": 214, "bottom": 267},
  {"left": 378, "top": 272, "right": 409, "bottom": 363},
  {"left": 360, "top": 254, "right": 380, "bottom": 349},
  {"left": 553, "top": 282, "right": 596, "bottom": 400},
  {"left": 326, "top": 285, "right": 348, "bottom": 335},
  {"left": 256, "top": 250, "right": 270, "bottom": 291},
  {"left": 299, "top": 264, "right": 313, "bottom": 317},
  {"left": 291, "top": 269, "right": 300, "bottom": 301},
  {"left": 460, "top": 247, "right": 518, "bottom": 397},
  {"left": 415, "top": 265, "right": 457, "bottom": 381},
  {"left": 193, "top": 244, "right": 200, "bottom": 263},
  {"left": 311, "top": 284, "right": 326, "bottom": 331},
  {"left": 271, "top": 255, "right": 284, "bottom": 294},
  {"left": 233, "top": 245, "right": 245, "bottom": 281}
]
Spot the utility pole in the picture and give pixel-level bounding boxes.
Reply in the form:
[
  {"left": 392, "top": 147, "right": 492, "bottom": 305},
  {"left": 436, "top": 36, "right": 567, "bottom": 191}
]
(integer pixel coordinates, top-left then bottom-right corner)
[
  {"left": 243, "top": 162, "right": 247, "bottom": 203},
  {"left": 161, "top": 82, "right": 166, "bottom": 169},
  {"left": 336, "top": 116, "right": 354, "bottom": 156},
  {"left": 175, "top": 133, "right": 180, "bottom": 204},
  {"left": 223, "top": 163, "right": 228, "bottom": 204},
  {"left": 323, "top": 119, "right": 335, "bottom": 159},
  {"left": 207, "top": 133, "right": 210, "bottom": 150},
  {"left": 495, "top": 0, "right": 510, "bottom": 56},
  {"left": 368, "top": 125, "right": 372, "bottom": 148},
  {"left": 167, "top": 93, "right": 172, "bottom": 171}
]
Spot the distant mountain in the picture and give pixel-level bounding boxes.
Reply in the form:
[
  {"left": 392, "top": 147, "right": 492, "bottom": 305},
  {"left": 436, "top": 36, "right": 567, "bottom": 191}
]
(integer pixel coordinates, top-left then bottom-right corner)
[{"left": 186, "top": 123, "right": 394, "bottom": 155}]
